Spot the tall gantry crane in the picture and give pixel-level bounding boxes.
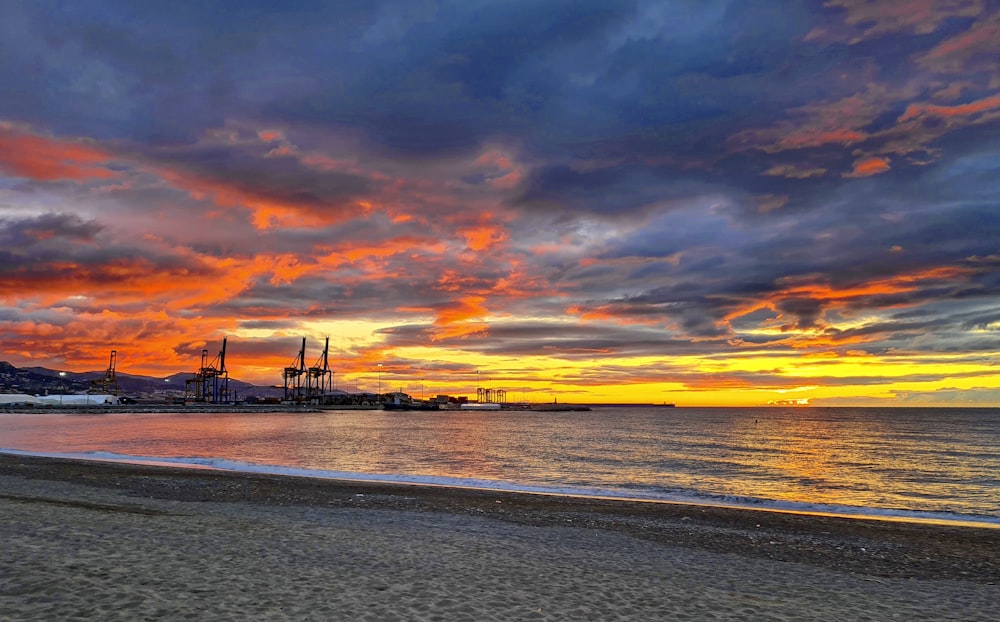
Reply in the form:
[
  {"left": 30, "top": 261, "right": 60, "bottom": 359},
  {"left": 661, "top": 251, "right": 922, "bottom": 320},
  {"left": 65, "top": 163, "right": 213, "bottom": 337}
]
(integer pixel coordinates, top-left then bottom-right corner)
[
  {"left": 90, "top": 350, "right": 120, "bottom": 396},
  {"left": 185, "top": 338, "right": 230, "bottom": 403},
  {"left": 306, "top": 337, "right": 334, "bottom": 398},
  {"left": 283, "top": 337, "right": 306, "bottom": 402}
]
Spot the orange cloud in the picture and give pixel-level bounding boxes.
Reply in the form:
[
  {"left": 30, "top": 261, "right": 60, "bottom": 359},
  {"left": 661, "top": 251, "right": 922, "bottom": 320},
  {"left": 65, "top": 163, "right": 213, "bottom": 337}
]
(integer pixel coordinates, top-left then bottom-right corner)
[
  {"left": 155, "top": 167, "right": 354, "bottom": 230},
  {"left": 457, "top": 212, "right": 508, "bottom": 252},
  {"left": 430, "top": 295, "right": 490, "bottom": 340},
  {"left": 0, "top": 304, "right": 241, "bottom": 379},
  {"left": 436, "top": 270, "right": 481, "bottom": 293},
  {"left": 565, "top": 302, "right": 667, "bottom": 327},
  {"left": 845, "top": 156, "right": 891, "bottom": 178},
  {"left": 723, "top": 265, "right": 973, "bottom": 338},
  {"left": 898, "top": 92, "right": 1000, "bottom": 122},
  {"left": 0, "top": 126, "right": 116, "bottom": 182},
  {"left": 461, "top": 223, "right": 507, "bottom": 251},
  {"left": 731, "top": 125, "right": 867, "bottom": 154},
  {"left": 314, "top": 237, "right": 447, "bottom": 278},
  {"left": 785, "top": 266, "right": 965, "bottom": 301},
  {"left": 257, "top": 129, "right": 285, "bottom": 143},
  {"left": 0, "top": 246, "right": 321, "bottom": 314},
  {"left": 730, "top": 86, "right": 894, "bottom": 156},
  {"left": 917, "top": 11, "right": 1000, "bottom": 72},
  {"left": 776, "top": 11, "right": 1000, "bottom": 172},
  {"left": 435, "top": 295, "right": 489, "bottom": 325}
]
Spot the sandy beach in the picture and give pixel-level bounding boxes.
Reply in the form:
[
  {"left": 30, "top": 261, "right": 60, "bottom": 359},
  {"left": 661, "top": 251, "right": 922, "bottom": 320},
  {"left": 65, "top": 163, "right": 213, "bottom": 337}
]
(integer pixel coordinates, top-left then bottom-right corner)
[{"left": 1, "top": 453, "right": 997, "bottom": 621}]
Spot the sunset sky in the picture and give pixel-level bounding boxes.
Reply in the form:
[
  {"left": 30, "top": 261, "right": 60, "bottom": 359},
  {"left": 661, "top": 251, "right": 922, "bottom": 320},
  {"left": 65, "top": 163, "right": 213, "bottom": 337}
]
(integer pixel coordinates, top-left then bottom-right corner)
[{"left": 2, "top": 0, "right": 999, "bottom": 406}]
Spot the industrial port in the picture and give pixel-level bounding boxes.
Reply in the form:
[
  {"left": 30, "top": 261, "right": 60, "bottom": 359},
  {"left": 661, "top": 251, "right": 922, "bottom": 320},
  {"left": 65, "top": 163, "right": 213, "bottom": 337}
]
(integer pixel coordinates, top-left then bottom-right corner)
[{"left": 1, "top": 338, "right": 591, "bottom": 412}]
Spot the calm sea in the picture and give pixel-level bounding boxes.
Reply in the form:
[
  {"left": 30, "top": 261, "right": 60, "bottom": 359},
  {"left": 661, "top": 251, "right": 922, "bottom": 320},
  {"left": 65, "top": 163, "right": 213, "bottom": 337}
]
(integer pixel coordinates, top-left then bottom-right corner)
[{"left": 2, "top": 407, "right": 998, "bottom": 526}]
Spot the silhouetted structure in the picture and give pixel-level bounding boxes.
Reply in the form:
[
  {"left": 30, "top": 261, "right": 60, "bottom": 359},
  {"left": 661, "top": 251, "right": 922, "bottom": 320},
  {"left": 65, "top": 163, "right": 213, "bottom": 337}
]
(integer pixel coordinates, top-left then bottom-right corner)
[
  {"left": 283, "top": 337, "right": 307, "bottom": 402},
  {"left": 306, "top": 337, "right": 333, "bottom": 398},
  {"left": 90, "top": 350, "right": 120, "bottom": 396},
  {"left": 477, "top": 387, "right": 506, "bottom": 404},
  {"left": 185, "top": 338, "right": 229, "bottom": 403}
]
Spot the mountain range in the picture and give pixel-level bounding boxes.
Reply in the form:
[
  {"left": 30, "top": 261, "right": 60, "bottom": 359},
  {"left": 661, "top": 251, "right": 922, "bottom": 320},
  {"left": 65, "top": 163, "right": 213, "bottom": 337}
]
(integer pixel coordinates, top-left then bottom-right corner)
[{"left": 0, "top": 361, "right": 281, "bottom": 398}]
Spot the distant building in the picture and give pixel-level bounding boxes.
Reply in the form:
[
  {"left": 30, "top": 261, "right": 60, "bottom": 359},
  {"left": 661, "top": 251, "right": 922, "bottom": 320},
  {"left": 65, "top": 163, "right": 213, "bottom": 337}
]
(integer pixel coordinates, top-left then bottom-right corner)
[
  {"left": 0, "top": 393, "right": 41, "bottom": 406},
  {"left": 36, "top": 394, "right": 120, "bottom": 405}
]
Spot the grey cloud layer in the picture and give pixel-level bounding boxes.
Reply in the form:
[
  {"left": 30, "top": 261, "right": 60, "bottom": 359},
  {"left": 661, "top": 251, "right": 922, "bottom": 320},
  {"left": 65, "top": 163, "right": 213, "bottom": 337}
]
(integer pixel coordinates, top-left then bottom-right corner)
[{"left": 1, "top": 0, "right": 998, "bottom": 373}]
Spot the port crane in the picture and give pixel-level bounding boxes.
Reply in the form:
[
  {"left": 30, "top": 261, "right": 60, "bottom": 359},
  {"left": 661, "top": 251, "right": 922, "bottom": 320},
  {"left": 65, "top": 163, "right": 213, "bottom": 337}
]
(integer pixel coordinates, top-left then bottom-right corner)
[
  {"left": 306, "top": 337, "right": 334, "bottom": 397},
  {"left": 184, "top": 338, "right": 230, "bottom": 403},
  {"left": 90, "top": 350, "right": 120, "bottom": 396},
  {"left": 283, "top": 337, "right": 307, "bottom": 402}
]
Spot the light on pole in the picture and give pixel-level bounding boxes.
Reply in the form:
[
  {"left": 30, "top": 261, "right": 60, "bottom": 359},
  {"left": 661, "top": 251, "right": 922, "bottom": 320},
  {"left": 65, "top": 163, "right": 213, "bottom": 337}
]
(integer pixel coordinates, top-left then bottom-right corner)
[
  {"left": 377, "top": 363, "right": 382, "bottom": 401},
  {"left": 59, "top": 372, "right": 66, "bottom": 406}
]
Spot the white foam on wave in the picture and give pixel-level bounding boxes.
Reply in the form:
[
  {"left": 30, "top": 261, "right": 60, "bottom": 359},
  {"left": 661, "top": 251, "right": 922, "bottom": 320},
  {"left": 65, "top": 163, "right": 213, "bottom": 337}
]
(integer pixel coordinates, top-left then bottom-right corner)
[{"left": 4, "top": 448, "right": 998, "bottom": 529}]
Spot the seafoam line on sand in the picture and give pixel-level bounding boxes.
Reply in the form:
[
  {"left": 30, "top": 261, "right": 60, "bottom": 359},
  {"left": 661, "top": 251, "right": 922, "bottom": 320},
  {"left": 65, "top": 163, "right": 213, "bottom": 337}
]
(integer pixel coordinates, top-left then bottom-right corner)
[{"left": 3, "top": 448, "right": 998, "bottom": 529}]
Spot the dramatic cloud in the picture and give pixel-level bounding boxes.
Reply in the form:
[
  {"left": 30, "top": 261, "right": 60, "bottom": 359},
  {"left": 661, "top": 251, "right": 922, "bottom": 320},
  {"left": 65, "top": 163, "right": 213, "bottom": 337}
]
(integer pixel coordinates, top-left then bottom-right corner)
[{"left": 1, "top": 0, "right": 998, "bottom": 405}]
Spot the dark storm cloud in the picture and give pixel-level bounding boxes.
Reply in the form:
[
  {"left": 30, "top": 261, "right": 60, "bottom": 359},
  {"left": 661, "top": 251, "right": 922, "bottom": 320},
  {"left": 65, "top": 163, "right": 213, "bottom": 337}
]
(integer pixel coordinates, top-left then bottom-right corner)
[
  {"left": 546, "top": 131, "right": 1000, "bottom": 338},
  {"left": 513, "top": 164, "right": 725, "bottom": 219},
  {"left": 376, "top": 320, "right": 733, "bottom": 359},
  {"left": 0, "top": 0, "right": 815, "bottom": 158},
  {"left": 214, "top": 278, "right": 391, "bottom": 320},
  {"left": 0, "top": 211, "right": 223, "bottom": 304},
  {"left": 134, "top": 139, "right": 377, "bottom": 219},
  {"left": 0, "top": 213, "right": 102, "bottom": 246}
]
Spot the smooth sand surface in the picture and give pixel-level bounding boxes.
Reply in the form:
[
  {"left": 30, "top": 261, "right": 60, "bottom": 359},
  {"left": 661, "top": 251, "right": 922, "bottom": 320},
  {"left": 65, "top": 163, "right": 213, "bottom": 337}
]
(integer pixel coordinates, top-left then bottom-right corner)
[{"left": 1, "top": 454, "right": 998, "bottom": 621}]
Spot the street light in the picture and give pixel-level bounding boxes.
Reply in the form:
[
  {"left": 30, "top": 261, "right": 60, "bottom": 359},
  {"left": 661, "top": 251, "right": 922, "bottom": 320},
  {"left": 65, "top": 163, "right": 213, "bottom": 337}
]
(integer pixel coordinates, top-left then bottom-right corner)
[
  {"left": 377, "top": 363, "right": 382, "bottom": 401},
  {"left": 58, "top": 372, "right": 66, "bottom": 406}
]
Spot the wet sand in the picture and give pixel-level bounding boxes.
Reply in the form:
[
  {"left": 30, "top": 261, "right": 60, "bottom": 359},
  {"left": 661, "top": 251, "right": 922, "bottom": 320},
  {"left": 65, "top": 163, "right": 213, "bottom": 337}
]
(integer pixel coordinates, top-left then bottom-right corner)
[{"left": 1, "top": 453, "right": 997, "bottom": 620}]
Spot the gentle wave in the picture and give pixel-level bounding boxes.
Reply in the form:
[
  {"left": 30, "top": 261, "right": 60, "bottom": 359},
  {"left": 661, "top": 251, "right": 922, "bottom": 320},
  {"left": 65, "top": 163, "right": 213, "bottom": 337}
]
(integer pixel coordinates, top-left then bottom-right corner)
[{"left": 5, "top": 448, "right": 998, "bottom": 529}]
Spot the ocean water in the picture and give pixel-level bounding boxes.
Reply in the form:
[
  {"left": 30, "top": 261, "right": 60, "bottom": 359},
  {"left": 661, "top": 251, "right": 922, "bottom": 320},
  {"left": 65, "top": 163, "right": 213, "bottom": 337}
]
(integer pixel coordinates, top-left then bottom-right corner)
[{"left": 2, "top": 406, "right": 998, "bottom": 526}]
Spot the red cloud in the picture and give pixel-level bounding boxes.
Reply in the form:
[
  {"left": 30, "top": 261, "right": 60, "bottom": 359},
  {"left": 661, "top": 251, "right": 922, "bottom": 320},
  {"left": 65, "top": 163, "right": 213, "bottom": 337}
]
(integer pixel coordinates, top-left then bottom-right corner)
[
  {"left": 898, "top": 92, "right": 1000, "bottom": 122},
  {"left": 155, "top": 167, "right": 355, "bottom": 230},
  {"left": 0, "top": 247, "right": 323, "bottom": 313},
  {"left": 845, "top": 156, "right": 891, "bottom": 178},
  {"left": 729, "top": 86, "right": 893, "bottom": 155},
  {"left": 257, "top": 129, "right": 285, "bottom": 143},
  {"left": 917, "top": 11, "right": 1000, "bottom": 72},
  {"left": 430, "top": 295, "right": 490, "bottom": 339},
  {"left": 0, "top": 126, "right": 116, "bottom": 181},
  {"left": 722, "top": 265, "right": 974, "bottom": 342},
  {"left": 460, "top": 222, "right": 508, "bottom": 251}
]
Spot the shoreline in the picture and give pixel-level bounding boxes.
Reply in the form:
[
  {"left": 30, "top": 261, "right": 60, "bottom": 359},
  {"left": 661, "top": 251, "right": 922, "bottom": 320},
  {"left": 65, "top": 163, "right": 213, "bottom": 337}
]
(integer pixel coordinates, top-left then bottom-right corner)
[
  {"left": 2, "top": 452, "right": 998, "bottom": 583},
  {"left": 4, "top": 448, "right": 997, "bottom": 531}
]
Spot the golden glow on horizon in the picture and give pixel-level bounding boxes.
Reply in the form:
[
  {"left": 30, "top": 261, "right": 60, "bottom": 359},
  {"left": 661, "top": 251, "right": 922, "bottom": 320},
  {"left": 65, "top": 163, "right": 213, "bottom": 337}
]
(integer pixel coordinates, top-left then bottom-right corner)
[{"left": 6, "top": 302, "right": 998, "bottom": 406}]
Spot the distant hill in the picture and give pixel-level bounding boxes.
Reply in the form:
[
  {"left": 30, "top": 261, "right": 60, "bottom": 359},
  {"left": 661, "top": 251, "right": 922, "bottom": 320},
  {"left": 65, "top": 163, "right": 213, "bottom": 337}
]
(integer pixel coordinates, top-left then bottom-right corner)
[
  {"left": 0, "top": 361, "right": 91, "bottom": 395},
  {"left": 0, "top": 361, "right": 281, "bottom": 399}
]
